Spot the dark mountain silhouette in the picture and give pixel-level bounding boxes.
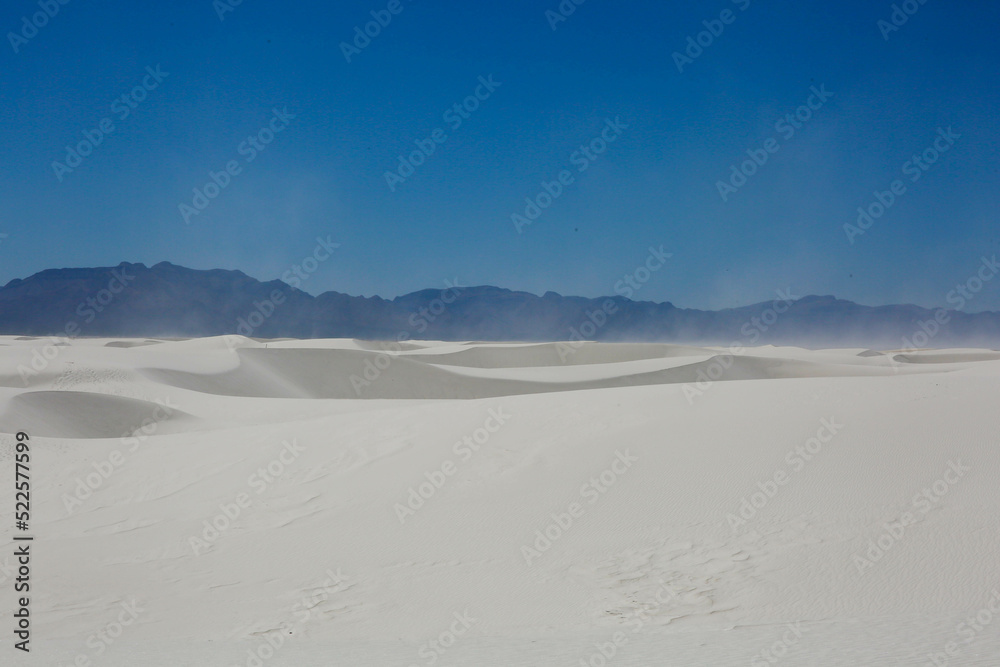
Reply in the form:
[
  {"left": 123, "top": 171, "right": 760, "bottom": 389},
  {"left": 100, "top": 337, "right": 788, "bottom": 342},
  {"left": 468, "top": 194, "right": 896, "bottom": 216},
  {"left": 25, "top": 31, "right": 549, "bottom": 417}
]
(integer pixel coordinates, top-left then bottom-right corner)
[{"left": 1, "top": 261, "right": 998, "bottom": 348}]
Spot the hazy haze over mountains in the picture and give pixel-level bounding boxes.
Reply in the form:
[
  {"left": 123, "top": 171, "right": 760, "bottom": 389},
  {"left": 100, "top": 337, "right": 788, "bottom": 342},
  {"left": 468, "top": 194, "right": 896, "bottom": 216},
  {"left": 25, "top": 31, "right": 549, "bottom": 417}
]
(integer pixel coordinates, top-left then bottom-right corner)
[{"left": 2, "top": 262, "right": 998, "bottom": 348}]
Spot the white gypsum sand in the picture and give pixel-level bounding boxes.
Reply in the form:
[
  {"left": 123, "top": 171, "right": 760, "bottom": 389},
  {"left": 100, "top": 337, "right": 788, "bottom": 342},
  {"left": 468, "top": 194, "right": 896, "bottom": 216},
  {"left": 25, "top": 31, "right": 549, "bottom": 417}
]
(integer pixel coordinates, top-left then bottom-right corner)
[{"left": 1, "top": 336, "right": 998, "bottom": 665}]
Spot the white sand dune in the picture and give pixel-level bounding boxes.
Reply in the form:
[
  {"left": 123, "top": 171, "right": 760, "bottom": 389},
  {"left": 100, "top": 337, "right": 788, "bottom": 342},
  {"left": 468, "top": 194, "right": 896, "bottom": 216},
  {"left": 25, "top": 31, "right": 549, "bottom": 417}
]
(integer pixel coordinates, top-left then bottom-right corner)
[
  {"left": 394, "top": 341, "right": 715, "bottom": 367},
  {"left": 1, "top": 336, "right": 998, "bottom": 665},
  {"left": 892, "top": 350, "right": 1000, "bottom": 364},
  {"left": 0, "top": 391, "right": 199, "bottom": 439}
]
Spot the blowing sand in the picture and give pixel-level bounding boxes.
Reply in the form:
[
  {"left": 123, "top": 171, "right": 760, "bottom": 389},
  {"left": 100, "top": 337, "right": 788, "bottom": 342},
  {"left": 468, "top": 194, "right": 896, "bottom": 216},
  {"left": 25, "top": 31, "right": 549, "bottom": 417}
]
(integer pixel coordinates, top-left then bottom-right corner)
[{"left": 1, "top": 336, "right": 998, "bottom": 665}]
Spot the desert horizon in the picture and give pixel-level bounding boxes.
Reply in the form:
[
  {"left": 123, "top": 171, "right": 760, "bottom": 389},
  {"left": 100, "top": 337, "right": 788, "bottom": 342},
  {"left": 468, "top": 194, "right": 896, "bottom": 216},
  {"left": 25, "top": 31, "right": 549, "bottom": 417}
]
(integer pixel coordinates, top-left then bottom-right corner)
[
  {"left": 4, "top": 0, "right": 998, "bottom": 663},
  {"left": 3, "top": 260, "right": 1000, "bottom": 350},
  {"left": 3, "top": 336, "right": 1000, "bottom": 664}
]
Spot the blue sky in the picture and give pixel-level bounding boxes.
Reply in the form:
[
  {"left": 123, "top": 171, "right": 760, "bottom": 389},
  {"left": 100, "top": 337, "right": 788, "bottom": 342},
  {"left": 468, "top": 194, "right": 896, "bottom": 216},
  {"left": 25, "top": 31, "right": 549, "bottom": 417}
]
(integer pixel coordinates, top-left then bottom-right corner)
[{"left": 2, "top": 0, "right": 998, "bottom": 310}]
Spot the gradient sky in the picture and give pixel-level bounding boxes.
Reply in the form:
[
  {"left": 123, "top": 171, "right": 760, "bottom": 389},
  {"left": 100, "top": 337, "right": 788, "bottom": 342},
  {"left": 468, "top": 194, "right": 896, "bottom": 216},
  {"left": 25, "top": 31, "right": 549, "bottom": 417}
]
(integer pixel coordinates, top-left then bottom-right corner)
[{"left": 2, "top": 0, "right": 999, "bottom": 311}]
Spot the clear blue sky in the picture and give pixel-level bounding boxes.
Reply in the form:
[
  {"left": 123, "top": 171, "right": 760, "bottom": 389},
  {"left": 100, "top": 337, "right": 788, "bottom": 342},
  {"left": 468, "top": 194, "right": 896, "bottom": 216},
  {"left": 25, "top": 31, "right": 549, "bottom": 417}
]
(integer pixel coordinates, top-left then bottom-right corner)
[{"left": 2, "top": 0, "right": 998, "bottom": 310}]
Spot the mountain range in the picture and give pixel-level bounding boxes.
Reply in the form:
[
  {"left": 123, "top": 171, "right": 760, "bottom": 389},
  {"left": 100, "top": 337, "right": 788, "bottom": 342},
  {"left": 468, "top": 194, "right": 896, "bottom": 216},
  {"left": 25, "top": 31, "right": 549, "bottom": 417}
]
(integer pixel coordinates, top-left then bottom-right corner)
[{"left": 1, "top": 261, "right": 998, "bottom": 349}]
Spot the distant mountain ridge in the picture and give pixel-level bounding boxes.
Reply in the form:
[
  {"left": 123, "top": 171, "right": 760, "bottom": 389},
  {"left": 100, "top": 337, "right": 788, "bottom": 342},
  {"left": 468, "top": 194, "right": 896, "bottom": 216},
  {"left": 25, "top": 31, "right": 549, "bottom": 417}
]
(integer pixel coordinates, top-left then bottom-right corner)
[{"left": 1, "top": 261, "right": 998, "bottom": 348}]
